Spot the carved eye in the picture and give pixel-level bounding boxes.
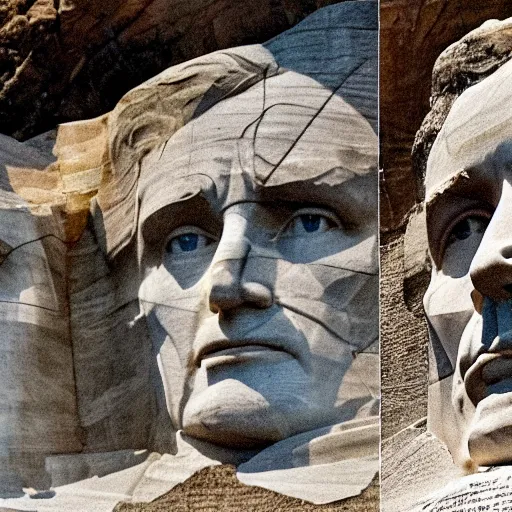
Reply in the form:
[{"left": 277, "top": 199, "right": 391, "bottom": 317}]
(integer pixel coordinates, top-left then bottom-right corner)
[
  {"left": 446, "top": 216, "right": 489, "bottom": 249},
  {"left": 439, "top": 214, "right": 491, "bottom": 276},
  {"left": 281, "top": 208, "right": 341, "bottom": 237},
  {"left": 165, "top": 228, "right": 217, "bottom": 254}
]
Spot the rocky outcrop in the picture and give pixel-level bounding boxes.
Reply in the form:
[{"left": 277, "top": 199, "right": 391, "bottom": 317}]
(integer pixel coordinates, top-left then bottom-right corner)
[{"left": 0, "top": 0, "right": 342, "bottom": 140}]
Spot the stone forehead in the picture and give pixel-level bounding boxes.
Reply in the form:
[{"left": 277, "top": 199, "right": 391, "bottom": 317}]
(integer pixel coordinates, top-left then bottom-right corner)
[
  {"left": 100, "top": 2, "right": 377, "bottom": 258},
  {"left": 139, "top": 70, "right": 375, "bottom": 181},
  {"left": 137, "top": 72, "right": 377, "bottom": 227},
  {"left": 175, "top": 70, "right": 370, "bottom": 146},
  {"left": 425, "top": 58, "right": 512, "bottom": 201}
]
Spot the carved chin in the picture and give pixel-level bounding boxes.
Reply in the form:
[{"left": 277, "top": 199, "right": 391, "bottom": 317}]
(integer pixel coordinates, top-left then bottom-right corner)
[
  {"left": 180, "top": 380, "right": 292, "bottom": 449},
  {"left": 468, "top": 391, "right": 512, "bottom": 466}
]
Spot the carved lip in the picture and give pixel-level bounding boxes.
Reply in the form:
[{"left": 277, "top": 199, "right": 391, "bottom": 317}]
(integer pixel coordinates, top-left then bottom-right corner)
[
  {"left": 194, "top": 339, "right": 297, "bottom": 368},
  {"left": 464, "top": 350, "right": 512, "bottom": 404}
]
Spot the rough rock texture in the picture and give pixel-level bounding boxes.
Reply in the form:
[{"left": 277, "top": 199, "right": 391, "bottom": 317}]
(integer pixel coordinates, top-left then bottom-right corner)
[
  {"left": 380, "top": 0, "right": 512, "bottom": 232},
  {"left": 114, "top": 465, "right": 379, "bottom": 512},
  {"left": 0, "top": 0, "right": 344, "bottom": 140},
  {"left": 380, "top": 231, "right": 428, "bottom": 440},
  {"left": 381, "top": 422, "right": 462, "bottom": 512}
]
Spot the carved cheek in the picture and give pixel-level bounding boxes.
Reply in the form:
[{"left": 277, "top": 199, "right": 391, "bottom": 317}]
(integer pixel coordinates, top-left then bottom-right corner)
[{"left": 424, "top": 269, "right": 475, "bottom": 373}]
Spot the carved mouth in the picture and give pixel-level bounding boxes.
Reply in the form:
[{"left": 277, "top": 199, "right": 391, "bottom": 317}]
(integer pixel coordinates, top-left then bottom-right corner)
[
  {"left": 464, "top": 350, "right": 512, "bottom": 405},
  {"left": 195, "top": 341, "right": 293, "bottom": 368}
]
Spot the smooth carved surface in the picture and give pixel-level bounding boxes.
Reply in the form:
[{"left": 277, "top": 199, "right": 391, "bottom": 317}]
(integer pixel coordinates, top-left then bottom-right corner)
[
  {"left": 413, "top": 17, "right": 512, "bottom": 192},
  {"left": 133, "top": 69, "right": 378, "bottom": 451},
  {"left": 380, "top": 0, "right": 512, "bottom": 449},
  {"left": 0, "top": 3, "right": 379, "bottom": 510},
  {"left": 424, "top": 50, "right": 512, "bottom": 468}
]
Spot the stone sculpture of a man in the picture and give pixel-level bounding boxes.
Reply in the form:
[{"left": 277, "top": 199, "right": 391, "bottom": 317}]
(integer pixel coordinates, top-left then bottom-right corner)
[
  {"left": 416, "top": 18, "right": 512, "bottom": 471},
  {"left": 384, "top": 16, "right": 512, "bottom": 512},
  {"left": 96, "top": 1, "right": 379, "bottom": 505},
  {"left": 0, "top": 2, "right": 378, "bottom": 510}
]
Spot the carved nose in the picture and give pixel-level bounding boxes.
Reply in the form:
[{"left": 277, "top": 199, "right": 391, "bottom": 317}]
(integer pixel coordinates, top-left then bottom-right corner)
[
  {"left": 207, "top": 211, "right": 273, "bottom": 314},
  {"left": 208, "top": 260, "right": 273, "bottom": 313},
  {"left": 470, "top": 185, "right": 512, "bottom": 302}
]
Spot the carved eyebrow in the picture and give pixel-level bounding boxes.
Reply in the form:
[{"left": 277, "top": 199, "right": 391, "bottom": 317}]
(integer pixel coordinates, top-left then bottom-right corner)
[
  {"left": 425, "top": 138, "right": 512, "bottom": 205},
  {"left": 426, "top": 167, "right": 491, "bottom": 210},
  {"left": 140, "top": 193, "right": 223, "bottom": 251}
]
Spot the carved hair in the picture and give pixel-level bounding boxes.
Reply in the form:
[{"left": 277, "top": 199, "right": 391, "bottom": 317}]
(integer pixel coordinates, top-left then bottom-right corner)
[
  {"left": 97, "top": 46, "right": 280, "bottom": 257},
  {"left": 412, "top": 19, "right": 512, "bottom": 198}
]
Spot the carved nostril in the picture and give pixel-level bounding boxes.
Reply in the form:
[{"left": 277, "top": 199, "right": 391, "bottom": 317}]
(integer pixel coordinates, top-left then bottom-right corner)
[
  {"left": 208, "top": 260, "right": 273, "bottom": 314},
  {"left": 471, "top": 289, "right": 484, "bottom": 314},
  {"left": 501, "top": 247, "right": 512, "bottom": 260},
  {"left": 241, "top": 282, "right": 273, "bottom": 309},
  {"left": 208, "top": 281, "right": 243, "bottom": 313},
  {"left": 208, "top": 261, "right": 244, "bottom": 313}
]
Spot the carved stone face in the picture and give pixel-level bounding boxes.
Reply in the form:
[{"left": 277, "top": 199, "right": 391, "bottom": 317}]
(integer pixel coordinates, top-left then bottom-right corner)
[
  {"left": 138, "top": 71, "right": 378, "bottom": 450},
  {"left": 424, "top": 58, "right": 512, "bottom": 466}
]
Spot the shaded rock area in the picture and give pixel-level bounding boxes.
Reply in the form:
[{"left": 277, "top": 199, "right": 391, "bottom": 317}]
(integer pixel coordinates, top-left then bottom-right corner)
[
  {"left": 0, "top": 0, "right": 343, "bottom": 140},
  {"left": 380, "top": 232, "right": 428, "bottom": 440},
  {"left": 114, "top": 465, "right": 379, "bottom": 512}
]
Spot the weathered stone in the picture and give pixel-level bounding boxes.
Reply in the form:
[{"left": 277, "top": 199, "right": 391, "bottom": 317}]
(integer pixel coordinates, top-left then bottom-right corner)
[
  {"left": 0, "top": 5, "right": 379, "bottom": 511},
  {"left": 0, "top": 0, "right": 344, "bottom": 140}
]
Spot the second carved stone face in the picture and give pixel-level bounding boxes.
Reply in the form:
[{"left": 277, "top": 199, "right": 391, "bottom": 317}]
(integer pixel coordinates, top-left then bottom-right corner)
[
  {"left": 137, "top": 71, "right": 379, "bottom": 450},
  {"left": 424, "top": 58, "right": 512, "bottom": 466}
]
